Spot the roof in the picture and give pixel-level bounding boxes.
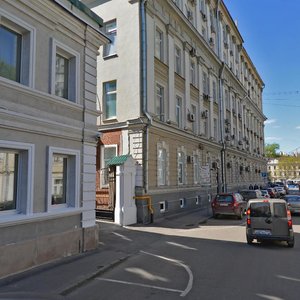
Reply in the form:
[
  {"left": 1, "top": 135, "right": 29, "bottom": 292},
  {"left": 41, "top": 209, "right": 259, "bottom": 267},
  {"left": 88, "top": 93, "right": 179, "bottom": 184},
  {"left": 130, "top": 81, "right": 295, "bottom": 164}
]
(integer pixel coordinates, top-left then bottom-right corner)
[{"left": 107, "top": 155, "right": 131, "bottom": 166}]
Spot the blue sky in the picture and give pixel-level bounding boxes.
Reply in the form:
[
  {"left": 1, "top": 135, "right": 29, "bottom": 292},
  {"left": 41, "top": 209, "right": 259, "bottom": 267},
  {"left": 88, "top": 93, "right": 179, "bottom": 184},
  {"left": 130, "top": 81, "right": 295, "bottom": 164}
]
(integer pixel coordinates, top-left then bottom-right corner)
[{"left": 224, "top": 0, "right": 300, "bottom": 154}]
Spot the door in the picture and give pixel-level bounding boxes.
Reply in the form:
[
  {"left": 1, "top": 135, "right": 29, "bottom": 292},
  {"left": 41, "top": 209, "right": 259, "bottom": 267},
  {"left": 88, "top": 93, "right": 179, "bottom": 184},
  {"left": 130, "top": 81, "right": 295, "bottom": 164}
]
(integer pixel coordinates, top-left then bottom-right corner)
[
  {"left": 250, "top": 202, "right": 273, "bottom": 236},
  {"left": 272, "top": 202, "right": 289, "bottom": 237}
]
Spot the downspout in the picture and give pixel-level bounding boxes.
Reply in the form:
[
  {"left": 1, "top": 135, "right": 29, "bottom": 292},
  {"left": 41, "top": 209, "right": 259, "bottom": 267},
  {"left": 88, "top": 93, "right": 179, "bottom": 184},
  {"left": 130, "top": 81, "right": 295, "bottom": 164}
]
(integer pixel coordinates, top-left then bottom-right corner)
[
  {"left": 140, "top": 0, "right": 152, "bottom": 194},
  {"left": 216, "top": 0, "right": 226, "bottom": 192}
]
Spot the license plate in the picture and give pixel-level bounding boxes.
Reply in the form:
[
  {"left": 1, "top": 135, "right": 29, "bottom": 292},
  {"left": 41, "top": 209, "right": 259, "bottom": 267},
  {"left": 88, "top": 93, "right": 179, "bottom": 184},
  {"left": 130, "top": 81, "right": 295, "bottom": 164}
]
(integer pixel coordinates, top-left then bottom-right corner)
[
  {"left": 219, "top": 203, "right": 229, "bottom": 206},
  {"left": 254, "top": 229, "right": 271, "bottom": 235}
]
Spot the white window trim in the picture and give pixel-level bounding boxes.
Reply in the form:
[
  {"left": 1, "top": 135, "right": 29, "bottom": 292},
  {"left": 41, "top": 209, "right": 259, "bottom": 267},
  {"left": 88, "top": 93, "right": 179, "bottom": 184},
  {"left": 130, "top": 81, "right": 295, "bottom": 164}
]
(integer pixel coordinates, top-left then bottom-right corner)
[
  {"left": 0, "top": 140, "right": 34, "bottom": 217},
  {"left": 0, "top": 7, "right": 36, "bottom": 88},
  {"left": 50, "top": 38, "right": 80, "bottom": 103},
  {"left": 47, "top": 147, "right": 80, "bottom": 212},
  {"left": 157, "top": 141, "right": 169, "bottom": 186},
  {"left": 177, "top": 146, "right": 187, "bottom": 185}
]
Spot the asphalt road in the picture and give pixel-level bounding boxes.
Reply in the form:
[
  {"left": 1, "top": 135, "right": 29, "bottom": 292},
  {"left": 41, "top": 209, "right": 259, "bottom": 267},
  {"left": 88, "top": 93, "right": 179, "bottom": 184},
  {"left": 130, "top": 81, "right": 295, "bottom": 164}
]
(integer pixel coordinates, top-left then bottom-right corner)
[{"left": 65, "top": 215, "right": 300, "bottom": 300}]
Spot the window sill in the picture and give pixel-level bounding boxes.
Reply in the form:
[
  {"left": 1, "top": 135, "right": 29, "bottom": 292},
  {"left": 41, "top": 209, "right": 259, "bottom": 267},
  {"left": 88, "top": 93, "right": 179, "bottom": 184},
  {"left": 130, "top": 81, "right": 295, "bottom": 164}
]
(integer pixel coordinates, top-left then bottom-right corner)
[
  {"left": 103, "top": 53, "right": 118, "bottom": 60},
  {"left": 0, "top": 208, "right": 83, "bottom": 228}
]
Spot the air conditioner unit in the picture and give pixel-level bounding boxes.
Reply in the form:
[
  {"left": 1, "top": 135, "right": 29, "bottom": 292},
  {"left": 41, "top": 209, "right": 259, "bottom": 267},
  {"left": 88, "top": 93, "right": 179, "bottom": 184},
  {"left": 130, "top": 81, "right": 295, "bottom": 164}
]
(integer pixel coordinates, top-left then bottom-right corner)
[
  {"left": 201, "top": 12, "right": 207, "bottom": 21},
  {"left": 212, "top": 162, "right": 218, "bottom": 169},
  {"left": 238, "top": 140, "right": 243, "bottom": 145},
  {"left": 201, "top": 110, "right": 208, "bottom": 118},
  {"left": 187, "top": 10, "right": 193, "bottom": 20},
  {"left": 231, "top": 134, "right": 235, "bottom": 139},
  {"left": 224, "top": 42, "right": 229, "bottom": 49},
  {"left": 232, "top": 109, "right": 236, "bottom": 116},
  {"left": 238, "top": 113, "right": 242, "bottom": 119},
  {"left": 225, "top": 119, "right": 230, "bottom": 125},
  {"left": 230, "top": 50, "right": 234, "bottom": 56},
  {"left": 225, "top": 135, "right": 231, "bottom": 141},
  {"left": 210, "top": 25, "right": 216, "bottom": 34},
  {"left": 225, "top": 127, "right": 230, "bottom": 133},
  {"left": 188, "top": 112, "right": 195, "bottom": 122},
  {"left": 203, "top": 94, "right": 209, "bottom": 100},
  {"left": 190, "top": 47, "right": 196, "bottom": 57},
  {"left": 209, "top": 37, "right": 214, "bottom": 45}
]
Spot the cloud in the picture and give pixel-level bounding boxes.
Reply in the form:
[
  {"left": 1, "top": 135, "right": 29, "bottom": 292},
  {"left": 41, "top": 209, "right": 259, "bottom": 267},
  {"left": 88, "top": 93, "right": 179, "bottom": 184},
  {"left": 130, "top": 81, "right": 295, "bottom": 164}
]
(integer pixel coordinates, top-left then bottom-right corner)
[
  {"left": 296, "top": 126, "right": 300, "bottom": 130},
  {"left": 265, "top": 136, "right": 282, "bottom": 141},
  {"left": 264, "top": 119, "right": 276, "bottom": 125}
]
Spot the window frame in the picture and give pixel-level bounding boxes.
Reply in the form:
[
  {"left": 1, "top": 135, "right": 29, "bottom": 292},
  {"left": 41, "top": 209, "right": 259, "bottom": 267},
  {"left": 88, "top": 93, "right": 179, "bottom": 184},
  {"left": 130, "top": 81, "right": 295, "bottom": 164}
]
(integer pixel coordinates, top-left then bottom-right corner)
[
  {"left": 156, "top": 83, "right": 165, "bottom": 121},
  {"left": 47, "top": 147, "right": 80, "bottom": 212},
  {"left": 155, "top": 27, "right": 164, "bottom": 61},
  {"left": 177, "top": 148, "right": 186, "bottom": 185},
  {"left": 0, "top": 8, "right": 36, "bottom": 88},
  {"left": 176, "top": 95, "right": 183, "bottom": 128},
  {"left": 103, "top": 80, "right": 117, "bottom": 120},
  {"left": 0, "top": 140, "right": 34, "bottom": 218},
  {"left": 51, "top": 38, "right": 80, "bottom": 103},
  {"left": 103, "top": 19, "right": 117, "bottom": 57},
  {"left": 175, "top": 46, "right": 182, "bottom": 75}
]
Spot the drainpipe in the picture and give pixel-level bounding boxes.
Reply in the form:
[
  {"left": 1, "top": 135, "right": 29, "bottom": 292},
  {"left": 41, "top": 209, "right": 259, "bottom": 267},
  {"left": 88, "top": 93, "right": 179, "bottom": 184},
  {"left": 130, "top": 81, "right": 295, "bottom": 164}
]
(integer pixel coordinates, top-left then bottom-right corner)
[
  {"left": 140, "top": 0, "right": 152, "bottom": 194},
  {"left": 216, "top": 0, "right": 226, "bottom": 192}
]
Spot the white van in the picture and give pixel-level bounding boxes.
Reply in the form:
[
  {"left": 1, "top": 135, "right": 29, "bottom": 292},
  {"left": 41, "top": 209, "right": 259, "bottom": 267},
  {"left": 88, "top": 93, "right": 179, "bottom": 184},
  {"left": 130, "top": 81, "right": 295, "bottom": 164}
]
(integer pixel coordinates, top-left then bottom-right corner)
[{"left": 246, "top": 199, "right": 294, "bottom": 247}]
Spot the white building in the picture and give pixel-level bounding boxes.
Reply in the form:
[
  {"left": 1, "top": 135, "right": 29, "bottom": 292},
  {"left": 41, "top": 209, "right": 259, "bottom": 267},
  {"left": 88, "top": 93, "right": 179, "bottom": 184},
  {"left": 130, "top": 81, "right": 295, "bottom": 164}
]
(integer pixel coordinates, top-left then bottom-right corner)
[{"left": 84, "top": 0, "right": 267, "bottom": 222}]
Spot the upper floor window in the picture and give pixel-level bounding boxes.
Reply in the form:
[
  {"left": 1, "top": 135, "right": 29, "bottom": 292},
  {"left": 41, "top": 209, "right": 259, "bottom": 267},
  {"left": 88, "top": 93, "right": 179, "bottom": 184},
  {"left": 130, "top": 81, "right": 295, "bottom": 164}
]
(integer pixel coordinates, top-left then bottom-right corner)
[
  {"left": 191, "top": 104, "right": 197, "bottom": 134},
  {"left": 190, "top": 61, "right": 196, "bottom": 86},
  {"left": 51, "top": 39, "right": 80, "bottom": 102},
  {"left": 103, "top": 80, "right": 117, "bottom": 119},
  {"left": 202, "top": 71, "right": 209, "bottom": 95},
  {"left": 213, "top": 118, "right": 218, "bottom": 139},
  {"left": 155, "top": 28, "right": 163, "bottom": 61},
  {"left": 156, "top": 83, "right": 164, "bottom": 121},
  {"left": 212, "top": 81, "right": 217, "bottom": 102},
  {"left": 176, "top": 95, "right": 183, "bottom": 128},
  {"left": 0, "top": 9, "right": 35, "bottom": 87},
  {"left": 103, "top": 20, "right": 117, "bottom": 57},
  {"left": 175, "top": 46, "right": 182, "bottom": 75}
]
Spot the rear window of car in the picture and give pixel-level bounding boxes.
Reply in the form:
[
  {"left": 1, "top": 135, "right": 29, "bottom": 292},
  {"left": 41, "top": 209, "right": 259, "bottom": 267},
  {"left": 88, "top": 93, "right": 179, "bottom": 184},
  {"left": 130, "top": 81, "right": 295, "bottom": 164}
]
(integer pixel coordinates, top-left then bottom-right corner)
[
  {"left": 216, "top": 195, "right": 233, "bottom": 202},
  {"left": 250, "top": 202, "right": 271, "bottom": 217},
  {"left": 286, "top": 196, "right": 300, "bottom": 202},
  {"left": 273, "top": 203, "right": 287, "bottom": 218}
]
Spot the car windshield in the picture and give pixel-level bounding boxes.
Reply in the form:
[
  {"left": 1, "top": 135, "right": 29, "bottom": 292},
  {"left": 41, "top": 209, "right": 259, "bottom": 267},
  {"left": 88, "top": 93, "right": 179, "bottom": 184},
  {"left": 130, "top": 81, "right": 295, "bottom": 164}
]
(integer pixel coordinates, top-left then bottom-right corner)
[
  {"left": 216, "top": 195, "right": 233, "bottom": 202},
  {"left": 250, "top": 202, "right": 271, "bottom": 217}
]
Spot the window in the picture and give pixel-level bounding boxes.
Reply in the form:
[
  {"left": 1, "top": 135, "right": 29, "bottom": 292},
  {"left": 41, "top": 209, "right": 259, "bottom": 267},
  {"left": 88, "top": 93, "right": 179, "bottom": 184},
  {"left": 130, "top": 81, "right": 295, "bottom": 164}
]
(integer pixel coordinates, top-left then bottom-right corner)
[
  {"left": 155, "top": 28, "right": 163, "bottom": 61},
  {"left": 175, "top": 46, "right": 182, "bottom": 75},
  {"left": 101, "top": 145, "right": 117, "bottom": 186},
  {"left": 0, "top": 141, "right": 34, "bottom": 216},
  {"left": 192, "top": 104, "right": 197, "bottom": 134},
  {"left": 156, "top": 84, "right": 164, "bottom": 121},
  {"left": 0, "top": 8, "right": 35, "bottom": 87},
  {"left": 103, "top": 80, "right": 117, "bottom": 119},
  {"left": 213, "top": 118, "right": 218, "bottom": 139},
  {"left": 176, "top": 96, "right": 183, "bottom": 128},
  {"left": 103, "top": 20, "right": 117, "bottom": 57},
  {"left": 190, "top": 61, "right": 196, "bottom": 86},
  {"left": 48, "top": 147, "right": 80, "bottom": 210},
  {"left": 51, "top": 39, "right": 80, "bottom": 102},
  {"left": 212, "top": 81, "right": 217, "bottom": 102},
  {"left": 157, "top": 148, "right": 167, "bottom": 186},
  {"left": 0, "top": 25, "right": 21, "bottom": 82},
  {"left": 193, "top": 154, "right": 200, "bottom": 184},
  {"left": 177, "top": 150, "right": 186, "bottom": 185},
  {"left": 202, "top": 71, "right": 209, "bottom": 95}
]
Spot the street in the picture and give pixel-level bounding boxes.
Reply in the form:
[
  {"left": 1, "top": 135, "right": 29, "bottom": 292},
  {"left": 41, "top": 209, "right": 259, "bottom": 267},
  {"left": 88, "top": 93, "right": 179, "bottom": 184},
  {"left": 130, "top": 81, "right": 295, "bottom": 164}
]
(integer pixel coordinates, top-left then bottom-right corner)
[{"left": 64, "top": 214, "right": 300, "bottom": 300}]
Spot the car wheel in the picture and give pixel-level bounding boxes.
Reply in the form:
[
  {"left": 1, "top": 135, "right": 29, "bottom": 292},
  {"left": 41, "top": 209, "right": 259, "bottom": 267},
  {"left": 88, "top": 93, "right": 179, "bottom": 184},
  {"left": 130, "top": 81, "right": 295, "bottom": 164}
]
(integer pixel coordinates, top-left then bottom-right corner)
[
  {"left": 287, "top": 239, "right": 295, "bottom": 248},
  {"left": 246, "top": 236, "right": 253, "bottom": 245}
]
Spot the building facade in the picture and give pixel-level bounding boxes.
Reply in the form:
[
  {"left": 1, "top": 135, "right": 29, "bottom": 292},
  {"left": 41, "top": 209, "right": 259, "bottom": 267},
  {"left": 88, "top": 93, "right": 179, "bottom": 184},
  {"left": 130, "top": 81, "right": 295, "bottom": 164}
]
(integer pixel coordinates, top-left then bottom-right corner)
[
  {"left": 268, "top": 157, "right": 300, "bottom": 182},
  {"left": 84, "top": 0, "right": 267, "bottom": 221},
  {"left": 0, "top": 0, "right": 108, "bottom": 277}
]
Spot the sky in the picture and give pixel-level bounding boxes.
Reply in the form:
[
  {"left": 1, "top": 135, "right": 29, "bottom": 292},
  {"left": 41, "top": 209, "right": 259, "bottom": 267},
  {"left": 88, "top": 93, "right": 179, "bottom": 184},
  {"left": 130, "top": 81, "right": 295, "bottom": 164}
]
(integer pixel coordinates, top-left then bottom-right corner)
[{"left": 224, "top": 0, "right": 300, "bottom": 154}]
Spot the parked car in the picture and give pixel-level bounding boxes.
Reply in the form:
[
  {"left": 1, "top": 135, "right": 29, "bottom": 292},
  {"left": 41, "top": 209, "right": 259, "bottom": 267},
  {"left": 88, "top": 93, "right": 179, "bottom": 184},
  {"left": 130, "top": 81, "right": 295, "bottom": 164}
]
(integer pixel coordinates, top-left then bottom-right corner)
[
  {"left": 211, "top": 193, "right": 247, "bottom": 219},
  {"left": 239, "top": 189, "right": 263, "bottom": 202},
  {"left": 287, "top": 184, "right": 299, "bottom": 195},
  {"left": 267, "top": 188, "right": 277, "bottom": 198},
  {"left": 246, "top": 199, "right": 294, "bottom": 247},
  {"left": 284, "top": 195, "right": 300, "bottom": 215},
  {"left": 260, "top": 189, "right": 270, "bottom": 198}
]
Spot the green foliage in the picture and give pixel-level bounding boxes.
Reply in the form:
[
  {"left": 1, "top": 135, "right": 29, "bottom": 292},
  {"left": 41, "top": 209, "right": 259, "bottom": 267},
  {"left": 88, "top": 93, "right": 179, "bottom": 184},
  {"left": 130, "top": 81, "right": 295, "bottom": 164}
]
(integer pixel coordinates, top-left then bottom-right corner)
[{"left": 265, "top": 143, "right": 280, "bottom": 158}]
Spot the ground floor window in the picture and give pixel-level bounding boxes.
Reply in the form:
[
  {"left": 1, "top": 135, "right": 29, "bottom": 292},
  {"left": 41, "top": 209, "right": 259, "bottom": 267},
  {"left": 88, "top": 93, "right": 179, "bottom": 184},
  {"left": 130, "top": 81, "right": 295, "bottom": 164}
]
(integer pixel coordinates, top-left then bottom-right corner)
[
  {"left": 0, "top": 140, "right": 34, "bottom": 217},
  {"left": 47, "top": 147, "right": 80, "bottom": 211}
]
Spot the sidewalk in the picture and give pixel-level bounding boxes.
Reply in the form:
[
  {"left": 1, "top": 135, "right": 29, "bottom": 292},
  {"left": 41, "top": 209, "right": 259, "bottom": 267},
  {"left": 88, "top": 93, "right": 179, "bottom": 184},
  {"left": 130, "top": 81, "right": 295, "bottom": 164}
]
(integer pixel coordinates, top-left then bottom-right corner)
[{"left": 0, "top": 209, "right": 209, "bottom": 299}]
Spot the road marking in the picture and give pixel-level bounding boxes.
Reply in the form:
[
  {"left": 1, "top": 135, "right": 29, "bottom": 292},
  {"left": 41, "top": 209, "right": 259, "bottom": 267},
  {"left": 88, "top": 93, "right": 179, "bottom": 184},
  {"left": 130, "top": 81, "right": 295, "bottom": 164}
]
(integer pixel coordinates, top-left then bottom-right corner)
[
  {"left": 166, "top": 241, "right": 198, "bottom": 251},
  {"left": 277, "top": 275, "right": 300, "bottom": 282},
  {"left": 112, "top": 232, "right": 133, "bottom": 241},
  {"left": 140, "top": 250, "right": 193, "bottom": 297},
  {"left": 256, "top": 294, "right": 284, "bottom": 300},
  {"left": 96, "top": 277, "right": 183, "bottom": 294}
]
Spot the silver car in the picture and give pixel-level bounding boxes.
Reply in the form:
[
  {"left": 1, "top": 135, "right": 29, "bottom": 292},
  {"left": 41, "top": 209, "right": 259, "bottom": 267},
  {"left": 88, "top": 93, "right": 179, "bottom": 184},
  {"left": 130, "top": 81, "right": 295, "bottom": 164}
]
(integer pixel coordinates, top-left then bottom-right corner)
[
  {"left": 284, "top": 195, "right": 300, "bottom": 215},
  {"left": 246, "top": 199, "right": 294, "bottom": 247}
]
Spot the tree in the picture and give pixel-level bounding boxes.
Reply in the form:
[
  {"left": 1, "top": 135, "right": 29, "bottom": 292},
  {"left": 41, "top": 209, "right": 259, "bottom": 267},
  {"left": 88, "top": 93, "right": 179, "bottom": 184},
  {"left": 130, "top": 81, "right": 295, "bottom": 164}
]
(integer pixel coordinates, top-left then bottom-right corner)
[{"left": 265, "top": 143, "right": 280, "bottom": 158}]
